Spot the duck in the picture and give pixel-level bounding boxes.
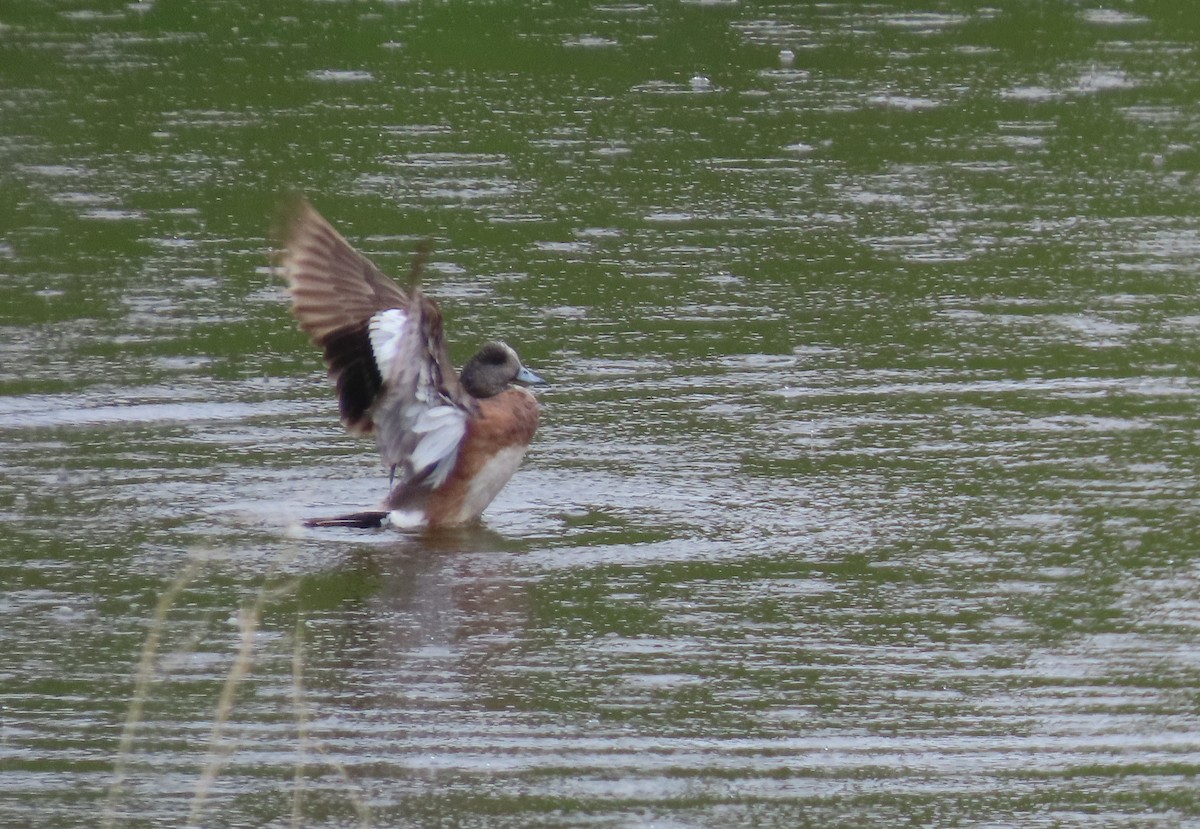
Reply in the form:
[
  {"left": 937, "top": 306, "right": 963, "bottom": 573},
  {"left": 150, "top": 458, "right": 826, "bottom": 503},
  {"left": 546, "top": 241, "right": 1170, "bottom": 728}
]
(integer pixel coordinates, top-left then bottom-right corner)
[{"left": 276, "top": 197, "right": 545, "bottom": 530}]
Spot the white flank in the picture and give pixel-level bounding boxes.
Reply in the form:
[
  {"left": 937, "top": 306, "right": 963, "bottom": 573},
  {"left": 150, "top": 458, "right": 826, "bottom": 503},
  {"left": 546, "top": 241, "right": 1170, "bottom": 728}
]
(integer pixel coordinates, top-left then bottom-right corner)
[
  {"left": 368, "top": 309, "right": 407, "bottom": 380},
  {"left": 385, "top": 508, "right": 427, "bottom": 530},
  {"left": 454, "top": 445, "right": 528, "bottom": 524}
]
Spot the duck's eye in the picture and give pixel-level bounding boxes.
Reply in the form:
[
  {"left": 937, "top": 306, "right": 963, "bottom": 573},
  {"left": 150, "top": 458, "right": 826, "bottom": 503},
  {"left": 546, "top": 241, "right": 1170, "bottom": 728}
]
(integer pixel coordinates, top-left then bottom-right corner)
[{"left": 484, "top": 348, "right": 507, "bottom": 365}]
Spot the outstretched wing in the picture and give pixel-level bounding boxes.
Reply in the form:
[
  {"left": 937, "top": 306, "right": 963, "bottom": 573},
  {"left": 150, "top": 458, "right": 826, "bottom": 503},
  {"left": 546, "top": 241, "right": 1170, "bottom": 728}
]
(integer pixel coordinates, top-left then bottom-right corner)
[
  {"left": 371, "top": 288, "right": 478, "bottom": 490},
  {"left": 276, "top": 196, "right": 410, "bottom": 434},
  {"left": 276, "top": 196, "right": 477, "bottom": 489}
]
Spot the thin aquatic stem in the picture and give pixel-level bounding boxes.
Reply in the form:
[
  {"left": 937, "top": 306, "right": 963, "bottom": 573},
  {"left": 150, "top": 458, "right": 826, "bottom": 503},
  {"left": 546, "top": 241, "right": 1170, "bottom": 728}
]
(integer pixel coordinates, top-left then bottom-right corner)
[
  {"left": 291, "top": 613, "right": 307, "bottom": 829},
  {"left": 185, "top": 597, "right": 263, "bottom": 827},
  {"left": 311, "top": 741, "right": 374, "bottom": 827},
  {"left": 103, "top": 558, "right": 204, "bottom": 829},
  {"left": 288, "top": 612, "right": 373, "bottom": 827}
]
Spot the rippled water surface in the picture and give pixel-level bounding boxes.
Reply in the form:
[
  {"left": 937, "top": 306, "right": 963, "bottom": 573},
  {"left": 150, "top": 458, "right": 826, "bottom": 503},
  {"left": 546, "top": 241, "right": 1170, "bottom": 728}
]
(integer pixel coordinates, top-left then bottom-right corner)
[{"left": 5, "top": 2, "right": 1200, "bottom": 826}]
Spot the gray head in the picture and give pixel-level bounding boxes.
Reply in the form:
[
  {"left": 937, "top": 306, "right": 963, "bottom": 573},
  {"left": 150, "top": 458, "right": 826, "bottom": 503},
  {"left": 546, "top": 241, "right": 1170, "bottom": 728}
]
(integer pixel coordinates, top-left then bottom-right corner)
[{"left": 459, "top": 341, "right": 545, "bottom": 399}]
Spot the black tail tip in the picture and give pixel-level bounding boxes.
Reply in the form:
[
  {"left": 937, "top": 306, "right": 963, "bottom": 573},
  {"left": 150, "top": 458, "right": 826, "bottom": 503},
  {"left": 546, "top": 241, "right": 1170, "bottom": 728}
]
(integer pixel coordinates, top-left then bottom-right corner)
[{"left": 302, "top": 511, "right": 389, "bottom": 529}]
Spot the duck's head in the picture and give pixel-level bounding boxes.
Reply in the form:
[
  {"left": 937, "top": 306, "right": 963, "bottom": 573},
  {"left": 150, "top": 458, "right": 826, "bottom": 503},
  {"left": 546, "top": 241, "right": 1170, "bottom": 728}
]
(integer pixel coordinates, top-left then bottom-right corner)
[{"left": 459, "top": 341, "right": 545, "bottom": 399}]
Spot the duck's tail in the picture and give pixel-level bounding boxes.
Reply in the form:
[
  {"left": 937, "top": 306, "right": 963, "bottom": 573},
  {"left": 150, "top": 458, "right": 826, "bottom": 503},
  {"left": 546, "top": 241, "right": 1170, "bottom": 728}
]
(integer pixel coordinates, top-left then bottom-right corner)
[{"left": 302, "top": 510, "right": 389, "bottom": 529}]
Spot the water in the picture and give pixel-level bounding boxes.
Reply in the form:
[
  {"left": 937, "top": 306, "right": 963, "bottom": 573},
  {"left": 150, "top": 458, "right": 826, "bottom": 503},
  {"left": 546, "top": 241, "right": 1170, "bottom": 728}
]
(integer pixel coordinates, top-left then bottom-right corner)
[{"left": 4, "top": 1, "right": 1200, "bottom": 826}]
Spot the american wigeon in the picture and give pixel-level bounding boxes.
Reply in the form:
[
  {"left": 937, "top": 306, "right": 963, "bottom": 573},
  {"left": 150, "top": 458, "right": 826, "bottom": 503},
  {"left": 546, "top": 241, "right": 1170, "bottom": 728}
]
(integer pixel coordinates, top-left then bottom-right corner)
[{"left": 277, "top": 197, "right": 544, "bottom": 530}]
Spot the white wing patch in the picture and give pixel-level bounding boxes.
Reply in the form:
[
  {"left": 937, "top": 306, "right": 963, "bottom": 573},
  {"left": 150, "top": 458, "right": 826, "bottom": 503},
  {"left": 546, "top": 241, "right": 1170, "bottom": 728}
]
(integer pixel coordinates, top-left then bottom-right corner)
[
  {"left": 368, "top": 309, "right": 407, "bottom": 381},
  {"left": 409, "top": 405, "right": 467, "bottom": 487},
  {"left": 367, "top": 296, "right": 473, "bottom": 493}
]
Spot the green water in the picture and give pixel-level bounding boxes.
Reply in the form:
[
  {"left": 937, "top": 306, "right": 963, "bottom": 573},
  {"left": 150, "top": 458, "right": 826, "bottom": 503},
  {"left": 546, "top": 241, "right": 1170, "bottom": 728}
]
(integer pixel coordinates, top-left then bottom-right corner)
[{"left": 4, "top": 2, "right": 1200, "bottom": 826}]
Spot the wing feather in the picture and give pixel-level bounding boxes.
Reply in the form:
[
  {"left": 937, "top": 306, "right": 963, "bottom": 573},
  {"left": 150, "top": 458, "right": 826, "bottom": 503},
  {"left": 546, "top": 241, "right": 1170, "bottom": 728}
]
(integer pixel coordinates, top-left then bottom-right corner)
[
  {"left": 371, "top": 290, "right": 476, "bottom": 488},
  {"left": 276, "top": 196, "right": 412, "bottom": 434},
  {"left": 275, "top": 196, "right": 478, "bottom": 492},
  {"left": 276, "top": 196, "right": 409, "bottom": 341}
]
